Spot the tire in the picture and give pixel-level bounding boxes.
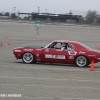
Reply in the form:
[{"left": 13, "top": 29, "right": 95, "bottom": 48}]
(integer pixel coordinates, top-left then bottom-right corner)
[
  {"left": 22, "top": 53, "right": 35, "bottom": 64},
  {"left": 75, "top": 56, "right": 88, "bottom": 67}
]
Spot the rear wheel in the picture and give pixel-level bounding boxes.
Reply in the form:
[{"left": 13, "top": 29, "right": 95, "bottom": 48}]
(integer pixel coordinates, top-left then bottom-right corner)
[
  {"left": 75, "top": 56, "right": 88, "bottom": 67},
  {"left": 22, "top": 53, "right": 35, "bottom": 64}
]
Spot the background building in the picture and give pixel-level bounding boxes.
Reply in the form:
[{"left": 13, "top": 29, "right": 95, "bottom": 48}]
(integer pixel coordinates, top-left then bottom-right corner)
[{"left": 18, "top": 12, "right": 81, "bottom": 23}]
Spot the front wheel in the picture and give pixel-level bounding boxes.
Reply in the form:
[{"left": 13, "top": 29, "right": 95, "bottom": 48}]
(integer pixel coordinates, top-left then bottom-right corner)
[
  {"left": 75, "top": 56, "right": 89, "bottom": 67},
  {"left": 22, "top": 53, "right": 35, "bottom": 64}
]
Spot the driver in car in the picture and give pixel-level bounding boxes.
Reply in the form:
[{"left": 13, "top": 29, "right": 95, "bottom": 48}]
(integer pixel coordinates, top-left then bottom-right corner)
[{"left": 61, "top": 43, "right": 67, "bottom": 50}]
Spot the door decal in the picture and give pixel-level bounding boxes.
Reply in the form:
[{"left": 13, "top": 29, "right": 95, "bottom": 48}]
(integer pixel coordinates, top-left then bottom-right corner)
[
  {"left": 45, "top": 54, "right": 65, "bottom": 59},
  {"left": 68, "top": 51, "right": 77, "bottom": 55}
]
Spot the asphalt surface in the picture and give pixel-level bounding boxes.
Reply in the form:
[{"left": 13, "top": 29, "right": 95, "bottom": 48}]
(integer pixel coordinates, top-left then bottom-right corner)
[{"left": 0, "top": 21, "right": 100, "bottom": 100}]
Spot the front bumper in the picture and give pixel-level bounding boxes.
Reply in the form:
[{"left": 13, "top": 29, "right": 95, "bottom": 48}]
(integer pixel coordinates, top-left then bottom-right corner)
[{"left": 13, "top": 49, "right": 22, "bottom": 59}]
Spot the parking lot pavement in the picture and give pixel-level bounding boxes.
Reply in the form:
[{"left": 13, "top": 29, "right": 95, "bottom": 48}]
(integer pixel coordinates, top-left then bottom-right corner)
[{"left": 0, "top": 22, "right": 100, "bottom": 100}]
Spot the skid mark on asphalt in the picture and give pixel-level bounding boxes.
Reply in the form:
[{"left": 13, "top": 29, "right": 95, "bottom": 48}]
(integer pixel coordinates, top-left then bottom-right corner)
[
  {"left": 15, "top": 96, "right": 100, "bottom": 100},
  {"left": 1, "top": 64, "right": 100, "bottom": 72},
  {"left": 0, "top": 76, "right": 100, "bottom": 83}
]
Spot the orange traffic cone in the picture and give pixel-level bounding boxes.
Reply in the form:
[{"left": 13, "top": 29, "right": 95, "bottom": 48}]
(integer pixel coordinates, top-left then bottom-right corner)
[
  {"left": 40, "top": 38, "right": 44, "bottom": 41},
  {"left": 0, "top": 42, "right": 3, "bottom": 47},
  {"left": 90, "top": 60, "right": 95, "bottom": 71},
  {"left": 7, "top": 41, "right": 11, "bottom": 45},
  {"left": 6, "top": 35, "right": 8, "bottom": 39},
  {"left": 98, "top": 46, "right": 100, "bottom": 50},
  {"left": 48, "top": 40, "right": 51, "bottom": 43}
]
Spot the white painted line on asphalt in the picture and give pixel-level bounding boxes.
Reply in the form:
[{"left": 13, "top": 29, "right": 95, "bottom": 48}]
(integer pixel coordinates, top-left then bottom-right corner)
[
  {"left": 0, "top": 84, "right": 100, "bottom": 90},
  {"left": 22, "top": 96, "right": 53, "bottom": 99},
  {"left": 22, "top": 96, "right": 100, "bottom": 100},
  {"left": 0, "top": 76, "right": 100, "bottom": 83},
  {"left": 63, "top": 98, "right": 100, "bottom": 100}
]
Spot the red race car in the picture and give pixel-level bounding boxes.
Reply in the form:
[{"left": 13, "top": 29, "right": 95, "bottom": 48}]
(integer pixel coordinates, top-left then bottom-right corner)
[{"left": 13, "top": 40, "right": 100, "bottom": 67}]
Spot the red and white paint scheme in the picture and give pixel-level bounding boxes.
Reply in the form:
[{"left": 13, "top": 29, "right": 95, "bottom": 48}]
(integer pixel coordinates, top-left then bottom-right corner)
[{"left": 13, "top": 40, "right": 100, "bottom": 67}]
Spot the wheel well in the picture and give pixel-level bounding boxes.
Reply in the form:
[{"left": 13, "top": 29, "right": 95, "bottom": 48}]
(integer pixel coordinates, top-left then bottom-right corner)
[
  {"left": 22, "top": 52, "right": 36, "bottom": 63},
  {"left": 74, "top": 55, "right": 90, "bottom": 64},
  {"left": 22, "top": 52, "right": 33, "bottom": 57}
]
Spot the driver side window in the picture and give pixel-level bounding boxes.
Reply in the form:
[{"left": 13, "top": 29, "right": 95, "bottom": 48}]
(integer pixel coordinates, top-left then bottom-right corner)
[
  {"left": 47, "top": 42, "right": 74, "bottom": 50},
  {"left": 48, "top": 42, "right": 57, "bottom": 48},
  {"left": 54, "top": 43, "right": 61, "bottom": 49}
]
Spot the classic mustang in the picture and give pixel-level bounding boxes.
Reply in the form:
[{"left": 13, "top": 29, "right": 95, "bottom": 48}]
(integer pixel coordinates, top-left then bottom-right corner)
[{"left": 13, "top": 40, "right": 100, "bottom": 67}]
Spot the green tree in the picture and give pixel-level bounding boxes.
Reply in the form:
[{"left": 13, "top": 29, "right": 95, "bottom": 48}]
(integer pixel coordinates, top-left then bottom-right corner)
[
  {"left": 11, "top": 13, "right": 17, "bottom": 19},
  {"left": 5, "top": 12, "right": 10, "bottom": 16},
  {"left": 0, "top": 12, "right": 3, "bottom": 16},
  {"left": 79, "top": 17, "right": 85, "bottom": 23},
  {"left": 85, "top": 10, "right": 97, "bottom": 24},
  {"left": 24, "top": 16, "right": 29, "bottom": 20},
  {"left": 97, "top": 15, "right": 100, "bottom": 23}
]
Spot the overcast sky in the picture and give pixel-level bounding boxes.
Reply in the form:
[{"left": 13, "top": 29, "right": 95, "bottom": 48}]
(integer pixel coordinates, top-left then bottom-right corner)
[{"left": 0, "top": 0, "right": 99, "bottom": 15}]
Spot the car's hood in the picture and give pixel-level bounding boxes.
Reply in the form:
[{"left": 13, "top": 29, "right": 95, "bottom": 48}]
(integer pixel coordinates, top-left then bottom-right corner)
[
  {"left": 14, "top": 46, "right": 43, "bottom": 49},
  {"left": 23, "top": 46, "right": 42, "bottom": 48}
]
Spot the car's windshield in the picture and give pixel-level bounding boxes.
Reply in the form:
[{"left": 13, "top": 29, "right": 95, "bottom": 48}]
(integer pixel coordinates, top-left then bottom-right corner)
[
  {"left": 80, "top": 43, "right": 91, "bottom": 49},
  {"left": 44, "top": 42, "right": 54, "bottom": 48}
]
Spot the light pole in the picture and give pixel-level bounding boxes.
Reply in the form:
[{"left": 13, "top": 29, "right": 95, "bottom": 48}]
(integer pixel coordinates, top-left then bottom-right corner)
[
  {"left": 17, "top": 10, "right": 20, "bottom": 19},
  {"left": 45, "top": 9, "right": 47, "bottom": 14},
  {"left": 37, "top": 6, "right": 40, "bottom": 19},
  {"left": 54, "top": 10, "right": 56, "bottom": 14},
  {"left": 14, "top": 7, "right": 16, "bottom": 14}
]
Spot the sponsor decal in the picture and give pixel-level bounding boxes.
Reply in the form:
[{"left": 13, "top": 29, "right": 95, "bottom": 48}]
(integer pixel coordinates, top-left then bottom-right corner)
[
  {"left": 45, "top": 54, "right": 52, "bottom": 58},
  {"left": 45, "top": 54, "right": 65, "bottom": 59},
  {"left": 36, "top": 59, "right": 41, "bottom": 61},
  {"left": 52, "top": 55, "right": 56, "bottom": 58},
  {"left": 14, "top": 50, "right": 21, "bottom": 52},
  {"left": 68, "top": 56, "right": 74, "bottom": 59},
  {"left": 68, "top": 51, "right": 77, "bottom": 55},
  {"left": 79, "top": 51, "right": 85, "bottom": 54},
  {"left": 55, "top": 55, "right": 65, "bottom": 59},
  {"left": 24, "top": 49, "right": 33, "bottom": 51},
  {"left": 36, "top": 49, "right": 41, "bottom": 51},
  {"left": 36, "top": 53, "right": 39, "bottom": 57},
  {"left": 88, "top": 55, "right": 95, "bottom": 56}
]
